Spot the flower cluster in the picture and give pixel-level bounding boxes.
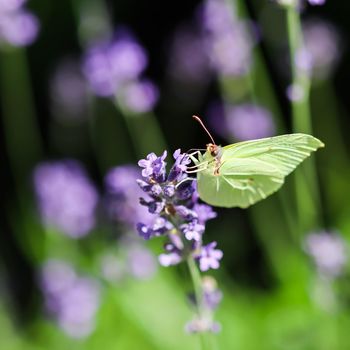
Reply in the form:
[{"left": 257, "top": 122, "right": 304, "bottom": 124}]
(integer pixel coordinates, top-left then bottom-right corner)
[
  {"left": 307, "top": 0, "right": 326, "bottom": 5},
  {"left": 83, "top": 28, "right": 159, "bottom": 113},
  {"left": 101, "top": 241, "right": 157, "bottom": 282},
  {"left": 103, "top": 165, "right": 157, "bottom": 281},
  {"left": 40, "top": 260, "right": 100, "bottom": 338},
  {"left": 207, "top": 101, "right": 276, "bottom": 142},
  {"left": 168, "top": 24, "right": 212, "bottom": 86},
  {"left": 302, "top": 19, "right": 341, "bottom": 80},
  {"left": 186, "top": 276, "right": 222, "bottom": 333},
  {"left": 33, "top": 160, "right": 98, "bottom": 238},
  {"left": 136, "top": 149, "right": 222, "bottom": 272},
  {"left": 0, "top": 0, "right": 39, "bottom": 47},
  {"left": 105, "top": 165, "right": 154, "bottom": 228},
  {"left": 198, "top": 0, "right": 255, "bottom": 77}
]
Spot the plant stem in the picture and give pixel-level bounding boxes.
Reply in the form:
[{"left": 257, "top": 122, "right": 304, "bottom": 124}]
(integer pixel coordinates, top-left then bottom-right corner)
[
  {"left": 115, "top": 99, "right": 167, "bottom": 157},
  {"left": 285, "top": 4, "right": 323, "bottom": 235},
  {"left": 1, "top": 48, "right": 45, "bottom": 262},
  {"left": 187, "top": 256, "right": 208, "bottom": 350}
]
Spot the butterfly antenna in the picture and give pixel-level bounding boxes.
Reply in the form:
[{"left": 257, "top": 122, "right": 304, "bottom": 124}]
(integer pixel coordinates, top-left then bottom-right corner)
[{"left": 192, "top": 115, "right": 216, "bottom": 145}]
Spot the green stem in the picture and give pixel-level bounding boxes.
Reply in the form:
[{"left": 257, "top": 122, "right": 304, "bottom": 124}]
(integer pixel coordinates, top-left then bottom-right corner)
[
  {"left": 115, "top": 99, "right": 167, "bottom": 157},
  {"left": 1, "top": 48, "right": 45, "bottom": 263},
  {"left": 285, "top": 5, "right": 323, "bottom": 234},
  {"left": 187, "top": 256, "right": 208, "bottom": 350}
]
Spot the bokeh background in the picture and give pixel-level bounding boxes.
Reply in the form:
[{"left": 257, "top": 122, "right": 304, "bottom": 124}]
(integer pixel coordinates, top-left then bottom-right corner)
[{"left": 1, "top": 0, "right": 350, "bottom": 349}]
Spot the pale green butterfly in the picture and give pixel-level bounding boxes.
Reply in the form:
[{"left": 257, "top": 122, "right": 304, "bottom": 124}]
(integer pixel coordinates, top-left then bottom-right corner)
[{"left": 190, "top": 115, "right": 324, "bottom": 208}]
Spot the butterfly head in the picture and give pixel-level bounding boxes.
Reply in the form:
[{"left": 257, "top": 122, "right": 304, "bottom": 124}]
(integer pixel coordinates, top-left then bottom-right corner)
[{"left": 207, "top": 143, "right": 222, "bottom": 159}]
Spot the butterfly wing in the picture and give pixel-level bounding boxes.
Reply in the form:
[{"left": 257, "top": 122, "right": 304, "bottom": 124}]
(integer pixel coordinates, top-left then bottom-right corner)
[{"left": 197, "top": 133, "right": 324, "bottom": 208}]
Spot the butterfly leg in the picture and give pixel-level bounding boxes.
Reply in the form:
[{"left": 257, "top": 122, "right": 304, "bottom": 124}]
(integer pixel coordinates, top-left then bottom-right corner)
[
  {"left": 214, "top": 160, "right": 226, "bottom": 176},
  {"left": 186, "top": 161, "right": 209, "bottom": 173}
]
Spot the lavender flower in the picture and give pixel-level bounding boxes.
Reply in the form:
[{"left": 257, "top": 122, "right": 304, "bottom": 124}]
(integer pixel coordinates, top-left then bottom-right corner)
[
  {"left": 33, "top": 160, "right": 98, "bottom": 238},
  {"left": 0, "top": 0, "right": 27, "bottom": 12},
  {"left": 127, "top": 244, "right": 157, "bottom": 280},
  {"left": 83, "top": 31, "right": 147, "bottom": 97},
  {"left": 101, "top": 242, "right": 157, "bottom": 282},
  {"left": 121, "top": 79, "right": 159, "bottom": 113},
  {"left": 197, "top": 242, "right": 223, "bottom": 271},
  {"left": 40, "top": 260, "right": 100, "bottom": 339},
  {"left": 295, "top": 47, "right": 313, "bottom": 76},
  {"left": 286, "top": 83, "right": 305, "bottom": 102},
  {"left": 198, "top": 0, "right": 255, "bottom": 77},
  {"left": 305, "top": 231, "right": 347, "bottom": 278},
  {"left": 302, "top": 19, "right": 341, "bottom": 80},
  {"left": 0, "top": 9, "right": 39, "bottom": 47},
  {"left": 227, "top": 104, "right": 275, "bottom": 141},
  {"left": 83, "top": 28, "right": 157, "bottom": 104},
  {"left": 308, "top": 0, "right": 326, "bottom": 5},
  {"left": 136, "top": 149, "right": 221, "bottom": 271},
  {"left": 104, "top": 165, "right": 154, "bottom": 227},
  {"left": 136, "top": 149, "right": 223, "bottom": 333},
  {"left": 185, "top": 276, "right": 222, "bottom": 333},
  {"left": 50, "top": 58, "right": 89, "bottom": 122},
  {"left": 167, "top": 24, "right": 211, "bottom": 85}
]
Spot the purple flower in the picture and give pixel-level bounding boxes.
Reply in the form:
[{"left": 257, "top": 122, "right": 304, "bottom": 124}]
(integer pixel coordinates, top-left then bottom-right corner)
[
  {"left": 185, "top": 276, "right": 222, "bottom": 333},
  {"left": 198, "top": 0, "right": 255, "bottom": 77},
  {"left": 168, "top": 149, "right": 191, "bottom": 182},
  {"left": 226, "top": 104, "right": 275, "bottom": 141},
  {"left": 82, "top": 29, "right": 148, "bottom": 97},
  {"left": 197, "top": 242, "right": 223, "bottom": 272},
  {"left": 164, "top": 184, "right": 175, "bottom": 197},
  {"left": 286, "top": 83, "right": 305, "bottom": 102},
  {"left": 127, "top": 245, "right": 157, "bottom": 280},
  {"left": 176, "top": 180, "right": 196, "bottom": 200},
  {"left": 207, "top": 23, "right": 254, "bottom": 77},
  {"left": 40, "top": 260, "right": 76, "bottom": 298},
  {"left": 151, "top": 217, "right": 174, "bottom": 235},
  {"left": 136, "top": 149, "right": 220, "bottom": 265},
  {"left": 33, "top": 160, "right": 98, "bottom": 238},
  {"left": 147, "top": 199, "right": 165, "bottom": 214},
  {"left": 108, "top": 33, "right": 148, "bottom": 81},
  {"left": 193, "top": 204, "right": 217, "bottom": 224},
  {"left": 302, "top": 18, "right": 341, "bottom": 80},
  {"left": 0, "top": 10, "right": 39, "bottom": 47},
  {"left": 50, "top": 58, "right": 88, "bottom": 121},
  {"left": 305, "top": 231, "right": 347, "bottom": 277},
  {"left": 105, "top": 165, "right": 154, "bottom": 227},
  {"left": 175, "top": 205, "right": 198, "bottom": 221},
  {"left": 0, "top": 0, "right": 27, "bottom": 12},
  {"left": 137, "top": 222, "right": 153, "bottom": 240},
  {"left": 295, "top": 48, "right": 313, "bottom": 76},
  {"left": 198, "top": 0, "right": 236, "bottom": 34},
  {"left": 137, "top": 217, "right": 173, "bottom": 240},
  {"left": 185, "top": 318, "right": 221, "bottom": 334},
  {"left": 308, "top": 0, "right": 326, "bottom": 5},
  {"left": 121, "top": 79, "right": 159, "bottom": 113},
  {"left": 138, "top": 151, "right": 167, "bottom": 182},
  {"left": 136, "top": 149, "right": 222, "bottom": 332},
  {"left": 181, "top": 221, "right": 205, "bottom": 241},
  {"left": 159, "top": 250, "right": 182, "bottom": 267},
  {"left": 40, "top": 260, "right": 100, "bottom": 339},
  {"left": 167, "top": 24, "right": 211, "bottom": 85}
]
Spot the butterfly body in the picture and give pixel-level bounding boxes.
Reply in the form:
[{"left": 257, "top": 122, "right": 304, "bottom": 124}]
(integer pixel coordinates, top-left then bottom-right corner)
[{"left": 196, "top": 133, "right": 324, "bottom": 208}]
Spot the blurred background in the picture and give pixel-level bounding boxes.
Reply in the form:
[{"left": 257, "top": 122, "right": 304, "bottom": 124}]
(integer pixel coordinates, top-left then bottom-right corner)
[{"left": 1, "top": 0, "right": 350, "bottom": 349}]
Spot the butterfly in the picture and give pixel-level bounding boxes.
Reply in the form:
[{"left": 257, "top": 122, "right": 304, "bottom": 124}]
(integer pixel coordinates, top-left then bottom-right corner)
[{"left": 190, "top": 115, "right": 324, "bottom": 208}]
